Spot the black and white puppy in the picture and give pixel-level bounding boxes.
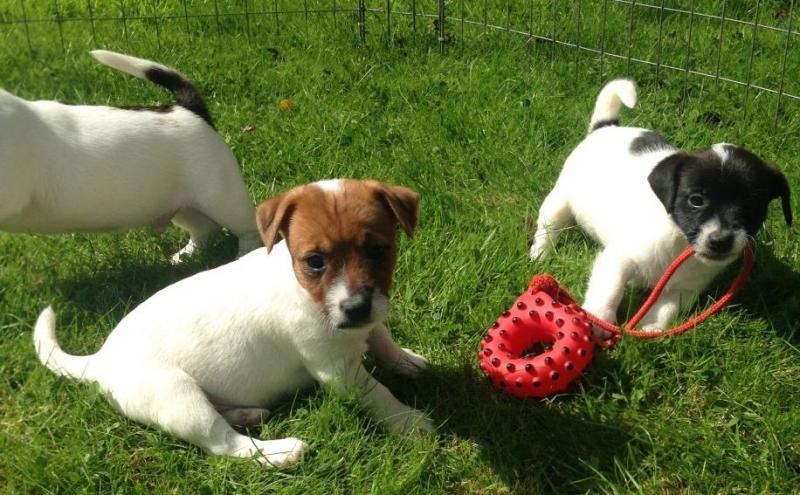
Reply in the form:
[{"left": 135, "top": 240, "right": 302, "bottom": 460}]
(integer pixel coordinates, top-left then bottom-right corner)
[
  {"left": 0, "top": 50, "right": 261, "bottom": 262},
  {"left": 530, "top": 79, "right": 792, "bottom": 331}
]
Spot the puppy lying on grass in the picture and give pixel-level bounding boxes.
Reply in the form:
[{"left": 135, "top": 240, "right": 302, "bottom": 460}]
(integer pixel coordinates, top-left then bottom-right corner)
[
  {"left": 530, "top": 79, "right": 792, "bottom": 332},
  {"left": 0, "top": 50, "right": 260, "bottom": 262},
  {"left": 34, "top": 179, "right": 432, "bottom": 467}
]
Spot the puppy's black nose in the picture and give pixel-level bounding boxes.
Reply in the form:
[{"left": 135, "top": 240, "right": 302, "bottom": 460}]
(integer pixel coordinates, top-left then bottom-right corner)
[
  {"left": 340, "top": 288, "right": 373, "bottom": 324},
  {"left": 708, "top": 231, "right": 734, "bottom": 253}
]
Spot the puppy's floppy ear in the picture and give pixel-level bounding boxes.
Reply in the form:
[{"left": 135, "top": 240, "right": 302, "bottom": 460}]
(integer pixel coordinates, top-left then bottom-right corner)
[
  {"left": 766, "top": 164, "right": 792, "bottom": 226},
  {"left": 375, "top": 184, "right": 420, "bottom": 237},
  {"left": 648, "top": 153, "right": 686, "bottom": 213},
  {"left": 256, "top": 190, "right": 297, "bottom": 252}
]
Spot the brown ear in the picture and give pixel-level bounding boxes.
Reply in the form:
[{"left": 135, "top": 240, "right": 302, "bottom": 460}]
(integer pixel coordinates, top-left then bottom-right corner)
[
  {"left": 256, "top": 191, "right": 296, "bottom": 252},
  {"left": 376, "top": 184, "right": 420, "bottom": 237}
]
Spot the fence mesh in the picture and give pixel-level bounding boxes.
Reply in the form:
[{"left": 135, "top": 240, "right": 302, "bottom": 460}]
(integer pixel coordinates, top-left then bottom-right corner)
[{"left": 1, "top": 1, "right": 798, "bottom": 125}]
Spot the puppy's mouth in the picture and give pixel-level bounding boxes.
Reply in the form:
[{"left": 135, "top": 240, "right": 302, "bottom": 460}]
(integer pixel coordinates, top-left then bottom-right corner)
[
  {"left": 694, "top": 249, "right": 737, "bottom": 263},
  {"left": 336, "top": 318, "right": 375, "bottom": 330}
]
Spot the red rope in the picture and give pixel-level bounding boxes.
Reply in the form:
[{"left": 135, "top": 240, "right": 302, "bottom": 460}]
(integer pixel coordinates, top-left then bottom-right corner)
[{"left": 583, "top": 244, "right": 755, "bottom": 349}]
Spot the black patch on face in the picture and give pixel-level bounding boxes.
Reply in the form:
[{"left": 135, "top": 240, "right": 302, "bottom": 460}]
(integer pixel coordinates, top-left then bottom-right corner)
[
  {"left": 590, "top": 119, "right": 619, "bottom": 132},
  {"left": 648, "top": 145, "right": 792, "bottom": 246},
  {"left": 630, "top": 131, "right": 672, "bottom": 155},
  {"left": 144, "top": 67, "right": 215, "bottom": 128}
]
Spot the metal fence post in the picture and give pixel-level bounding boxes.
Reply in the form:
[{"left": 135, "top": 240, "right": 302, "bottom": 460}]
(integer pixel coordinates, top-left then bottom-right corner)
[
  {"left": 412, "top": 0, "right": 416, "bottom": 34},
  {"left": 86, "top": 0, "right": 97, "bottom": 46},
  {"left": 625, "top": 0, "right": 636, "bottom": 75},
  {"left": 386, "top": 0, "right": 391, "bottom": 46},
  {"left": 119, "top": 0, "right": 129, "bottom": 43},
  {"left": 680, "top": 0, "right": 697, "bottom": 113},
  {"left": 358, "top": 0, "right": 366, "bottom": 41},
  {"left": 3, "top": 0, "right": 798, "bottom": 130},
  {"left": 599, "top": 0, "right": 609, "bottom": 78},
  {"left": 437, "top": 0, "right": 446, "bottom": 54},
  {"left": 20, "top": 0, "right": 33, "bottom": 55},
  {"left": 152, "top": 0, "right": 162, "bottom": 53},
  {"left": 53, "top": 0, "right": 65, "bottom": 53},
  {"left": 713, "top": 0, "right": 728, "bottom": 87},
  {"left": 743, "top": 0, "right": 762, "bottom": 124},
  {"left": 775, "top": 0, "right": 795, "bottom": 124},
  {"left": 274, "top": 0, "right": 280, "bottom": 37}
]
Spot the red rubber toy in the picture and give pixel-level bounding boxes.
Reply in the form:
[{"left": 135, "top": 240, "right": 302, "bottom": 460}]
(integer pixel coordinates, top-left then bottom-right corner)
[
  {"left": 479, "top": 245, "right": 755, "bottom": 399},
  {"left": 478, "top": 275, "right": 596, "bottom": 398}
]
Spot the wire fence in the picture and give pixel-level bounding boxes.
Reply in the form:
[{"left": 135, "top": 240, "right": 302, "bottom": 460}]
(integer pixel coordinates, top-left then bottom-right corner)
[{"left": 1, "top": 1, "right": 798, "bottom": 124}]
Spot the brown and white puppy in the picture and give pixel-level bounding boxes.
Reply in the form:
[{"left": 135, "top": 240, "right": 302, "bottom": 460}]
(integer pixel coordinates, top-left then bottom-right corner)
[
  {"left": 33, "top": 179, "right": 432, "bottom": 467},
  {"left": 258, "top": 179, "right": 419, "bottom": 330}
]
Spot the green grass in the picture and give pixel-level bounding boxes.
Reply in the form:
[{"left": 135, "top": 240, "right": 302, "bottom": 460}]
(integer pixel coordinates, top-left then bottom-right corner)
[{"left": 1, "top": 1, "right": 799, "bottom": 493}]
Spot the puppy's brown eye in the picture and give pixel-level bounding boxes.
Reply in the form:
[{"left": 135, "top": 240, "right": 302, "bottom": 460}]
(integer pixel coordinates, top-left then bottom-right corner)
[
  {"left": 688, "top": 194, "right": 706, "bottom": 208},
  {"left": 304, "top": 254, "right": 326, "bottom": 273},
  {"left": 364, "top": 243, "right": 387, "bottom": 261}
]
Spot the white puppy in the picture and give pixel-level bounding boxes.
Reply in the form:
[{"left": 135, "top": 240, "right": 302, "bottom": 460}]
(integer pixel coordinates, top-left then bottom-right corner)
[
  {"left": 530, "top": 80, "right": 791, "bottom": 331},
  {"left": 33, "top": 179, "right": 432, "bottom": 467},
  {"left": 0, "top": 50, "right": 261, "bottom": 262}
]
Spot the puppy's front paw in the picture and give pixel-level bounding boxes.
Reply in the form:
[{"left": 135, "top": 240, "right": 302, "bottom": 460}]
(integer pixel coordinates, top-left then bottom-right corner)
[
  {"left": 529, "top": 241, "right": 548, "bottom": 261},
  {"left": 170, "top": 240, "right": 198, "bottom": 265},
  {"left": 591, "top": 325, "right": 614, "bottom": 341},
  {"left": 583, "top": 306, "right": 617, "bottom": 341},
  {"left": 395, "top": 348, "right": 428, "bottom": 376},
  {"left": 640, "top": 323, "right": 662, "bottom": 333},
  {"left": 256, "top": 437, "right": 308, "bottom": 468},
  {"left": 386, "top": 408, "right": 435, "bottom": 434}
]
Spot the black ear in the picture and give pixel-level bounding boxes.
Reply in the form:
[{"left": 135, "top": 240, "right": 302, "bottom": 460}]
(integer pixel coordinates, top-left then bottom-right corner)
[
  {"left": 767, "top": 164, "right": 792, "bottom": 226},
  {"left": 648, "top": 153, "right": 686, "bottom": 213}
]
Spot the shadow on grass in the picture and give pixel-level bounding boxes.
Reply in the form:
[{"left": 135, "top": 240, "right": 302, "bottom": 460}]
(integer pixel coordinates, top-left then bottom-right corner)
[
  {"left": 733, "top": 242, "right": 800, "bottom": 343},
  {"left": 381, "top": 358, "right": 644, "bottom": 492},
  {"left": 55, "top": 234, "right": 240, "bottom": 317}
]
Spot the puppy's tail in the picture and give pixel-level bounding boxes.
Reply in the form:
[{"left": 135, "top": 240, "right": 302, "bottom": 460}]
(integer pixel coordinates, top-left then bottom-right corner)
[
  {"left": 33, "top": 307, "right": 95, "bottom": 383},
  {"left": 89, "top": 49, "right": 214, "bottom": 128},
  {"left": 588, "top": 79, "right": 637, "bottom": 133}
]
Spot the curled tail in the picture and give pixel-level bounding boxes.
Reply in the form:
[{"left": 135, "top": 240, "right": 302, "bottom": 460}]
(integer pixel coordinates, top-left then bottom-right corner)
[
  {"left": 33, "top": 307, "right": 95, "bottom": 382},
  {"left": 89, "top": 49, "right": 214, "bottom": 128},
  {"left": 588, "top": 79, "right": 637, "bottom": 133}
]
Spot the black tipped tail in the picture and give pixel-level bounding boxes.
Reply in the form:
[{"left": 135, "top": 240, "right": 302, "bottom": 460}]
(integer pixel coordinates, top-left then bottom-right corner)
[
  {"left": 90, "top": 50, "right": 214, "bottom": 128},
  {"left": 144, "top": 67, "right": 214, "bottom": 128},
  {"left": 588, "top": 79, "right": 637, "bottom": 134}
]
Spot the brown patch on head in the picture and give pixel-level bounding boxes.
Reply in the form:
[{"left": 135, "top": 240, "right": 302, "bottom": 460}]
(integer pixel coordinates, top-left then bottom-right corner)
[{"left": 256, "top": 180, "right": 419, "bottom": 322}]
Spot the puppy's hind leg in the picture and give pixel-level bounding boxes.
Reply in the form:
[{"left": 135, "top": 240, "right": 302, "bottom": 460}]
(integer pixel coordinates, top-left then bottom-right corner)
[
  {"left": 170, "top": 209, "right": 221, "bottom": 264},
  {"left": 191, "top": 174, "right": 261, "bottom": 257},
  {"left": 116, "top": 369, "right": 306, "bottom": 467},
  {"left": 530, "top": 186, "right": 573, "bottom": 260}
]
